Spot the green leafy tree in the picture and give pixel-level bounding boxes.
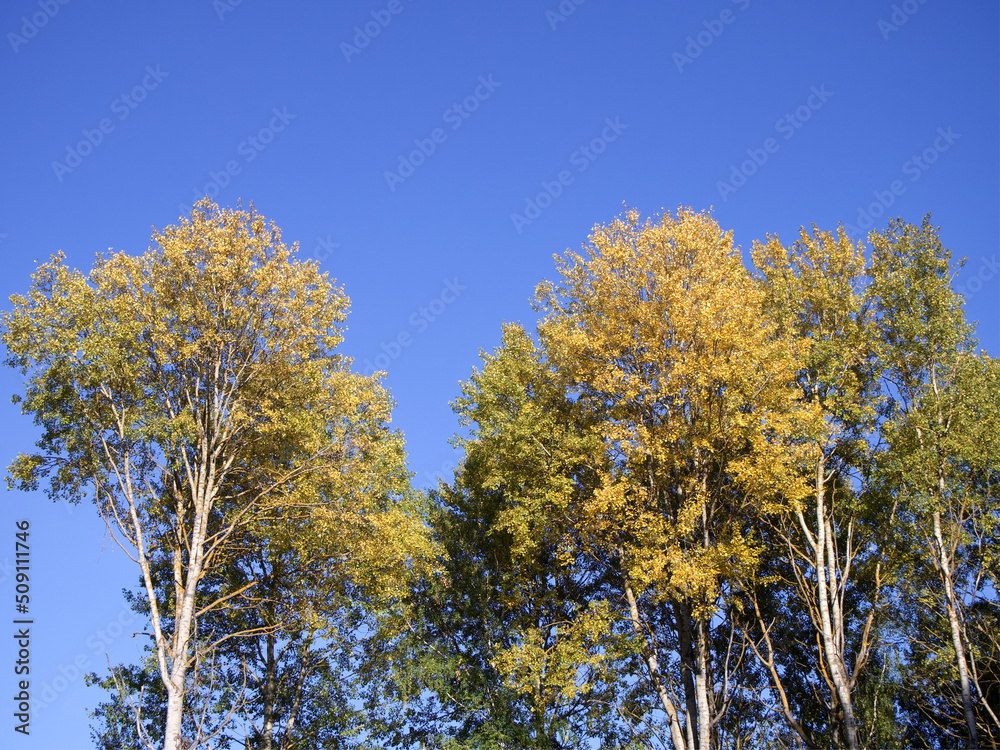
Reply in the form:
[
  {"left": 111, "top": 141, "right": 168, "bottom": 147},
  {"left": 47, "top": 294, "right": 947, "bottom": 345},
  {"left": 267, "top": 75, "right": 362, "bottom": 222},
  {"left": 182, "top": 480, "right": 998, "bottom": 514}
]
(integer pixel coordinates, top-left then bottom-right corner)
[
  {"left": 534, "top": 208, "right": 820, "bottom": 750},
  {"left": 868, "top": 216, "right": 1000, "bottom": 749},
  {"left": 2, "top": 200, "right": 422, "bottom": 750},
  {"left": 364, "top": 324, "right": 654, "bottom": 748},
  {"left": 749, "top": 225, "right": 903, "bottom": 750}
]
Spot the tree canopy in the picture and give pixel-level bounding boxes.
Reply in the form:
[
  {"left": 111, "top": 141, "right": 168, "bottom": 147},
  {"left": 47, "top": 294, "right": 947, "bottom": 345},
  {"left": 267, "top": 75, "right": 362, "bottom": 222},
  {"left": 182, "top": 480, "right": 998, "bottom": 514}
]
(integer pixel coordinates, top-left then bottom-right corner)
[
  {"left": 3, "top": 200, "right": 430, "bottom": 750},
  {"left": 3, "top": 204, "right": 996, "bottom": 750}
]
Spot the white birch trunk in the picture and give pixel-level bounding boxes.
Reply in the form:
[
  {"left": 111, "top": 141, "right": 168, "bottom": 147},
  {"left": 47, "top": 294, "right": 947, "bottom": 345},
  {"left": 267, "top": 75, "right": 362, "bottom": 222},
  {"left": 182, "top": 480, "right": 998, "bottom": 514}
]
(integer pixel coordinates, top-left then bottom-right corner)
[{"left": 812, "top": 455, "right": 858, "bottom": 750}]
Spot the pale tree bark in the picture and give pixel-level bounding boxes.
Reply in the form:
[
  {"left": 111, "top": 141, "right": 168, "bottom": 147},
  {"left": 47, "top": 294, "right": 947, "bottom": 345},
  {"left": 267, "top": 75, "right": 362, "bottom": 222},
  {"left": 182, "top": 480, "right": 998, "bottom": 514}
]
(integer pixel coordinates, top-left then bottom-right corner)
[
  {"left": 278, "top": 647, "right": 312, "bottom": 750},
  {"left": 261, "top": 631, "right": 277, "bottom": 750},
  {"left": 908, "top": 365, "right": 981, "bottom": 750},
  {"left": 1, "top": 205, "right": 389, "bottom": 750},
  {"left": 95, "top": 414, "right": 216, "bottom": 750},
  {"left": 159, "top": 374, "right": 235, "bottom": 750},
  {"left": 97, "top": 368, "right": 269, "bottom": 750},
  {"left": 743, "top": 586, "right": 820, "bottom": 750},
  {"left": 164, "top": 488, "right": 216, "bottom": 750},
  {"left": 746, "top": 430, "right": 889, "bottom": 750},
  {"left": 932, "top": 367, "right": 980, "bottom": 750},
  {"left": 796, "top": 452, "right": 858, "bottom": 750},
  {"left": 696, "top": 619, "right": 712, "bottom": 750},
  {"left": 674, "top": 601, "right": 699, "bottom": 749},
  {"left": 932, "top": 508, "right": 979, "bottom": 749},
  {"left": 695, "top": 477, "right": 716, "bottom": 750},
  {"left": 624, "top": 580, "right": 689, "bottom": 750}
]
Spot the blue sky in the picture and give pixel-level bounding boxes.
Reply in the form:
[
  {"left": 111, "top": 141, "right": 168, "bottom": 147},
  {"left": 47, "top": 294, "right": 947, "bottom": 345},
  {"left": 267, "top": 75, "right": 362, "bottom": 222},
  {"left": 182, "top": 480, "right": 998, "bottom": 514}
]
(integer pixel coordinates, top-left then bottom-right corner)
[{"left": 0, "top": 1, "right": 997, "bottom": 747}]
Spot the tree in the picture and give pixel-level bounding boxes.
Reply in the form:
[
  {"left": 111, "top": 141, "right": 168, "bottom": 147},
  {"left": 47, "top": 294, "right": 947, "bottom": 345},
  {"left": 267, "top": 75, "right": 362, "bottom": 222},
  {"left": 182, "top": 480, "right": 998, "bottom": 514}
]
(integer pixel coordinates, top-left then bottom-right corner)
[
  {"left": 2, "top": 199, "right": 419, "bottom": 750},
  {"left": 363, "top": 324, "right": 652, "bottom": 748},
  {"left": 89, "top": 512, "right": 409, "bottom": 750},
  {"left": 532, "top": 208, "right": 820, "bottom": 749},
  {"left": 749, "top": 226, "right": 901, "bottom": 750},
  {"left": 868, "top": 216, "right": 1000, "bottom": 749}
]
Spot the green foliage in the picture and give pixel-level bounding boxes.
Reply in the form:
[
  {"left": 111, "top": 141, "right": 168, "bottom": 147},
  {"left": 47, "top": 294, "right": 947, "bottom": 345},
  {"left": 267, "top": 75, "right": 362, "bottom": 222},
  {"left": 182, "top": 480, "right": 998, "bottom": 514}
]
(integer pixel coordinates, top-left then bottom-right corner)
[
  {"left": 362, "top": 324, "right": 657, "bottom": 748},
  {"left": 3, "top": 199, "right": 429, "bottom": 749},
  {"left": 6, "top": 204, "right": 998, "bottom": 749}
]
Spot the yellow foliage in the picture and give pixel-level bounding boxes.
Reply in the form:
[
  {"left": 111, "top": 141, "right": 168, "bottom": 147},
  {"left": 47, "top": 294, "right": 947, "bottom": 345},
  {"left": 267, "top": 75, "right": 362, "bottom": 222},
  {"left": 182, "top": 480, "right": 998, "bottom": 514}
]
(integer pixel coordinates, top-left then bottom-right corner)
[{"left": 535, "top": 207, "right": 823, "bottom": 606}]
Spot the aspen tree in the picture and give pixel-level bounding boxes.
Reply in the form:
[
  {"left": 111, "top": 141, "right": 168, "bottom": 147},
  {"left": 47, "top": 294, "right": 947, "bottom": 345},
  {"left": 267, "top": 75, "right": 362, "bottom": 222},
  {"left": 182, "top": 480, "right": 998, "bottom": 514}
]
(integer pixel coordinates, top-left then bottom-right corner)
[{"left": 3, "top": 200, "right": 421, "bottom": 750}]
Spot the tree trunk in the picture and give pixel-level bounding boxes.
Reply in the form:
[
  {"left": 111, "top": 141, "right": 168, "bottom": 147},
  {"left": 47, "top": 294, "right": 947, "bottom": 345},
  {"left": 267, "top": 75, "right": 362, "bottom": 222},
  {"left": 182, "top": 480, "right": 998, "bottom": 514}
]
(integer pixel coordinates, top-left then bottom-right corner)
[
  {"left": 625, "top": 580, "right": 689, "bottom": 750},
  {"left": 934, "top": 510, "right": 980, "bottom": 749},
  {"left": 675, "top": 601, "right": 700, "bottom": 748},
  {"left": 812, "top": 455, "right": 859, "bottom": 750},
  {"left": 160, "top": 471, "right": 216, "bottom": 750},
  {"left": 163, "top": 686, "right": 185, "bottom": 750},
  {"left": 696, "top": 618, "right": 712, "bottom": 750},
  {"left": 262, "top": 630, "right": 277, "bottom": 750},
  {"left": 926, "top": 366, "right": 979, "bottom": 749},
  {"left": 279, "top": 646, "right": 311, "bottom": 750}
]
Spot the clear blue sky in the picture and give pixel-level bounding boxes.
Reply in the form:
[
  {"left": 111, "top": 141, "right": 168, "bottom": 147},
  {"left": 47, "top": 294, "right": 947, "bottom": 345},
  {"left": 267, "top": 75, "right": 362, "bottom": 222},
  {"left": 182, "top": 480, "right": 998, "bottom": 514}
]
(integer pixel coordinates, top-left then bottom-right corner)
[{"left": 0, "top": 1, "right": 997, "bottom": 747}]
